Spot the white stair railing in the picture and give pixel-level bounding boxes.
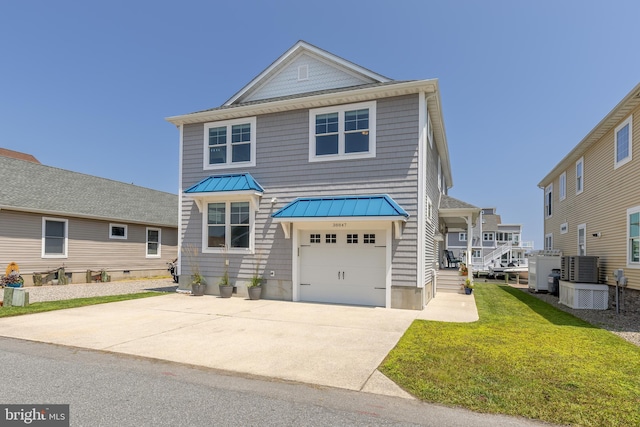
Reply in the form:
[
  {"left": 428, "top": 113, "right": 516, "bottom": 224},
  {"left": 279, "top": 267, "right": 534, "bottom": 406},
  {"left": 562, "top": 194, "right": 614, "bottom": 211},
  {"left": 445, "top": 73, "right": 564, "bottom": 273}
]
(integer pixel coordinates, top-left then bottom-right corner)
[{"left": 482, "top": 242, "right": 512, "bottom": 269}]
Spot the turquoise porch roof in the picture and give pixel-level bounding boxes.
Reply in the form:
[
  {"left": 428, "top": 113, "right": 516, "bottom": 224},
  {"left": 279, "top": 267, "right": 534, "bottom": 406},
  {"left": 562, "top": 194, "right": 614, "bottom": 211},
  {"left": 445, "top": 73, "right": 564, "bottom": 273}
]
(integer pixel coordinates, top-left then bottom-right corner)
[
  {"left": 184, "top": 173, "right": 264, "bottom": 194},
  {"left": 272, "top": 195, "right": 409, "bottom": 219}
]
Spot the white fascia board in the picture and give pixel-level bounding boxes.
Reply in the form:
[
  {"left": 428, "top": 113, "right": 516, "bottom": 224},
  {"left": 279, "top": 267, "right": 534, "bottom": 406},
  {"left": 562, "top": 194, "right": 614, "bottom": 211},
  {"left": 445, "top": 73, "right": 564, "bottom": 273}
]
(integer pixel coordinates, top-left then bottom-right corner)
[
  {"left": 223, "top": 41, "right": 391, "bottom": 106},
  {"left": 166, "top": 80, "right": 438, "bottom": 126}
]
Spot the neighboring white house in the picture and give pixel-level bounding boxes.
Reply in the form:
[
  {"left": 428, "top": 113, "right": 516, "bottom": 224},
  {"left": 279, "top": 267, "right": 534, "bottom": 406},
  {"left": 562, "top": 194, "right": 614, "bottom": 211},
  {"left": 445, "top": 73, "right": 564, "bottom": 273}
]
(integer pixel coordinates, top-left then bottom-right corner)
[
  {"left": 446, "top": 207, "right": 533, "bottom": 273},
  {"left": 167, "top": 41, "right": 479, "bottom": 309}
]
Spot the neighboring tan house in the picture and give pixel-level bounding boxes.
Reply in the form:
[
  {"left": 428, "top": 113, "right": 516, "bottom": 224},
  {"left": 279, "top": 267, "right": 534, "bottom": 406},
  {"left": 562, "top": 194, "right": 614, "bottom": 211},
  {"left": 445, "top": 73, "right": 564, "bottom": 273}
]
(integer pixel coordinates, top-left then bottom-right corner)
[
  {"left": 446, "top": 207, "right": 534, "bottom": 273},
  {"left": 166, "top": 41, "right": 479, "bottom": 309},
  {"left": 538, "top": 82, "right": 640, "bottom": 314},
  {"left": 0, "top": 153, "right": 178, "bottom": 284}
]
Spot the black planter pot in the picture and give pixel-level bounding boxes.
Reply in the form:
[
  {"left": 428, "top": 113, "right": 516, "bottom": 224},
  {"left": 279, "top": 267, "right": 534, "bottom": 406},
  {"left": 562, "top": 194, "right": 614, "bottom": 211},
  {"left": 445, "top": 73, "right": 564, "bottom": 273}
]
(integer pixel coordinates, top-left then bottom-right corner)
[
  {"left": 219, "top": 284, "right": 233, "bottom": 298},
  {"left": 247, "top": 286, "right": 262, "bottom": 300},
  {"left": 191, "top": 283, "right": 205, "bottom": 296}
]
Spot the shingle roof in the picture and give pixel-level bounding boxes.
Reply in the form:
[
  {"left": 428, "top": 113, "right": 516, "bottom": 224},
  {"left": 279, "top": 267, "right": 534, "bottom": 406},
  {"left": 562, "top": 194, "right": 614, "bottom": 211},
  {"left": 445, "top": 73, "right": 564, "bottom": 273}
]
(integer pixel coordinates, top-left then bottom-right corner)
[
  {"left": 440, "top": 194, "right": 479, "bottom": 210},
  {"left": 184, "top": 173, "right": 264, "bottom": 194},
  {"left": 0, "top": 156, "right": 177, "bottom": 227},
  {"left": 272, "top": 195, "right": 409, "bottom": 219}
]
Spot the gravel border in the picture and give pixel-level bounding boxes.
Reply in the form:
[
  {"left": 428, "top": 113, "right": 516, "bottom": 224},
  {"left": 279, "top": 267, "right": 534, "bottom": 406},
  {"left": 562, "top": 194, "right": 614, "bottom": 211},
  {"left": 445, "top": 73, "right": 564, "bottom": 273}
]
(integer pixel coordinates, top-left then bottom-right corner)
[
  {"left": 512, "top": 285, "right": 640, "bottom": 347},
  {"left": 1, "top": 278, "right": 177, "bottom": 304}
]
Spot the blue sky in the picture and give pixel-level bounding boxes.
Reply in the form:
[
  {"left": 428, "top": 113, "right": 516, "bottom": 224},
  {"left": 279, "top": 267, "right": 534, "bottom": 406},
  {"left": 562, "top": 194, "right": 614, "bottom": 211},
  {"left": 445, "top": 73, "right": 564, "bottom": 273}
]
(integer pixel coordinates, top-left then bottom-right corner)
[{"left": 1, "top": 0, "right": 639, "bottom": 248}]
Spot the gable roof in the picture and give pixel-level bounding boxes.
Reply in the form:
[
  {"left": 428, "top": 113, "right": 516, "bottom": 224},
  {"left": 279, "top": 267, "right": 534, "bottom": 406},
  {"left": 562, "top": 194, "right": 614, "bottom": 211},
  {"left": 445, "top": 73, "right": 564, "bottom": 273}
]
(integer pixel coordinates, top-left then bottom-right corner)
[
  {"left": 0, "top": 148, "right": 40, "bottom": 164},
  {"left": 0, "top": 156, "right": 177, "bottom": 227},
  {"left": 272, "top": 195, "right": 409, "bottom": 219},
  {"left": 224, "top": 40, "right": 390, "bottom": 106},
  {"left": 538, "top": 81, "right": 640, "bottom": 187}
]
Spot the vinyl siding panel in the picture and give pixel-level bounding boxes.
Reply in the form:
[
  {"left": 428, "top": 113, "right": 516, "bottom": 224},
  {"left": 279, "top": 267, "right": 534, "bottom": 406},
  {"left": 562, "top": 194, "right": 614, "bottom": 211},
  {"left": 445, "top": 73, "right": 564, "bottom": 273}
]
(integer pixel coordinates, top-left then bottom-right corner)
[
  {"left": 181, "top": 94, "right": 421, "bottom": 288},
  {"left": 544, "top": 105, "right": 640, "bottom": 290},
  {"left": 0, "top": 210, "right": 178, "bottom": 276},
  {"left": 245, "top": 53, "right": 373, "bottom": 103}
]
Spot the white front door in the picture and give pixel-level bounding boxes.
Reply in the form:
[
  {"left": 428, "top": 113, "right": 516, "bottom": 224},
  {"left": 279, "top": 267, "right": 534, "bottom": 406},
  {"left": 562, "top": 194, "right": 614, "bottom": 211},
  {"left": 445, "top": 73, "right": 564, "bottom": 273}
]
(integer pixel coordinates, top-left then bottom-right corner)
[{"left": 299, "top": 230, "right": 386, "bottom": 306}]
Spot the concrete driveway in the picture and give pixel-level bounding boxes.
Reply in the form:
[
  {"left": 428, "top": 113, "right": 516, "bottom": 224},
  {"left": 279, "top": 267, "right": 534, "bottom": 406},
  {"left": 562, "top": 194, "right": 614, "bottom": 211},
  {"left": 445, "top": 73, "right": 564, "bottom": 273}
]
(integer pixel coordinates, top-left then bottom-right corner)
[{"left": 0, "top": 294, "right": 429, "bottom": 397}]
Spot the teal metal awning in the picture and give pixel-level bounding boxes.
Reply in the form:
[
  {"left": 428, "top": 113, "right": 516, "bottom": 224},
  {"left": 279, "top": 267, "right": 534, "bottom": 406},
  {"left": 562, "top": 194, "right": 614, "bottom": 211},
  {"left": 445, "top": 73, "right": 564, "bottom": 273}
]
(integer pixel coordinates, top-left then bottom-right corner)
[
  {"left": 272, "top": 195, "right": 408, "bottom": 219},
  {"left": 184, "top": 173, "right": 264, "bottom": 194}
]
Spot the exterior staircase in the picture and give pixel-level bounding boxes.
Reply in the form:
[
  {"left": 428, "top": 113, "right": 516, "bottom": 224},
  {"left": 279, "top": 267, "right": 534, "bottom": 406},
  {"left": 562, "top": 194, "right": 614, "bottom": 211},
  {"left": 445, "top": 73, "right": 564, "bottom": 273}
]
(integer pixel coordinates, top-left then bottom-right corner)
[{"left": 437, "top": 268, "right": 464, "bottom": 294}]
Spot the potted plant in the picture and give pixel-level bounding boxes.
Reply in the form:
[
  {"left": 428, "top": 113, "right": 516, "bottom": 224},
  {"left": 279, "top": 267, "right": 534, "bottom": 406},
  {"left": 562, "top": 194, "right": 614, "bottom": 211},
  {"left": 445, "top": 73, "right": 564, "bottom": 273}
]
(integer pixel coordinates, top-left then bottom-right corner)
[
  {"left": 247, "top": 252, "right": 263, "bottom": 300},
  {"left": 459, "top": 262, "right": 468, "bottom": 276},
  {"left": 183, "top": 244, "right": 206, "bottom": 296},
  {"left": 1, "top": 271, "right": 24, "bottom": 288},
  {"left": 191, "top": 273, "right": 206, "bottom": 296},
  {"left": 463, "top": 278, "right": 474, "bottom": 295},
  {"left": 218, "top": 245, "right": 233, "bottom": 298}
]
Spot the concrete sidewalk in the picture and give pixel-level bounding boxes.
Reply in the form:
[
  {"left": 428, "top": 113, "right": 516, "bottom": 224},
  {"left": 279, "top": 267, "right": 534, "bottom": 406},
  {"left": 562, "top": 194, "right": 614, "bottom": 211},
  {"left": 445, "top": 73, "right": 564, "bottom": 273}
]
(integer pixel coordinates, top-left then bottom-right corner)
[{"left": 0, "top": 287, "right": 478, "bottom": 398}]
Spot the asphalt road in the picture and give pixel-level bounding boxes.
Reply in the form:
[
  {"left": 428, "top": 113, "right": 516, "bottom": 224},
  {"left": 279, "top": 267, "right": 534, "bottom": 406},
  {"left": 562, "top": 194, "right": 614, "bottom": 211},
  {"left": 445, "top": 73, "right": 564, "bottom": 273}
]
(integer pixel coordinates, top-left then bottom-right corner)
[{"left": 0, "top": 337, "right": 552, "bottom": 427}]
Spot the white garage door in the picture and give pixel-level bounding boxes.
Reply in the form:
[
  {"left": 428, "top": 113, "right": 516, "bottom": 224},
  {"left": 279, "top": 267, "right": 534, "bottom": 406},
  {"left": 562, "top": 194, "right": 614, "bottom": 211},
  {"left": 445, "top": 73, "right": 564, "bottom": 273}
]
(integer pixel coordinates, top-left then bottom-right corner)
[{"left": 299, "top": 230, "right": 386, "bottom": 307}]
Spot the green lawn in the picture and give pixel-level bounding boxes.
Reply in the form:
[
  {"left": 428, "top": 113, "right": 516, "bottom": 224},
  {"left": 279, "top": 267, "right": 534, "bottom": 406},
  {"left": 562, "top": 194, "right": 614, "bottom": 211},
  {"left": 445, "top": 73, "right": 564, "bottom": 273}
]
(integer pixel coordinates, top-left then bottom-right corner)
[
  {"left": 0, "top": 292, "right": 162, "bottom": 318},
  {"left": 380, "top": 284, "right": 640, "bottom": 427}
]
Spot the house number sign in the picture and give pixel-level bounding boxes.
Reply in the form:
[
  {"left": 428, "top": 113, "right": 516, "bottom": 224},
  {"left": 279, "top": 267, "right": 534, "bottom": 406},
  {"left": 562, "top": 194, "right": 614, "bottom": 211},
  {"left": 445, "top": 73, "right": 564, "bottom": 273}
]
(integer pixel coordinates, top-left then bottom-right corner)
[{"left": 333, "top": 223, "right": 347, "bottom": 228}]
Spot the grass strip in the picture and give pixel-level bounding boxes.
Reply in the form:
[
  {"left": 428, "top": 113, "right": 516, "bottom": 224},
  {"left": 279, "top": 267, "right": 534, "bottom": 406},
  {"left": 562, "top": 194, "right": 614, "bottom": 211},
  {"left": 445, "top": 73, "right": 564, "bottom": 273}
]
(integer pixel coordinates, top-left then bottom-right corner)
[
  {"left": 380, "top": 284, "right": 640, "bottom": 427},
  {"left": 0, "top": 292, "right": 162, "bottom": 318}
]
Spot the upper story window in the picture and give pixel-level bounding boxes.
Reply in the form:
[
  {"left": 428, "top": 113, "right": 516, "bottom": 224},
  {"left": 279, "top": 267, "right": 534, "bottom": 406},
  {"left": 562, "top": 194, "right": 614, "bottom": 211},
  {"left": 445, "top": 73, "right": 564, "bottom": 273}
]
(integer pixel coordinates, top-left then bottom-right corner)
[
  {"left": 628, "top": 206, "right": 640, "bottom": 266},
  {"left": 615, "top": 115, "right": 633, "bottom": 169},
  {"left": 204, "top": 117, "right": 256, "bottom": 169},
  {"left": 109, "top": 223, "right": 128, "bottom": 240},
  {"left": 576, "top": 157, "right": 584, "bottom": 195},
  {"left": 42, "top": 217, "right": 68, "bottom": 258},
  {"left": 559, "top": 172, "right": 566, "bottom": 201},
  {"left": 545, "top": 184, "right": 553, "bottom": 219},
  {"left": 483, "top": 232, "right": 494, "bottom": 241},
  {"left": 308, "top": 101, "right": 376, "bottom": 162}
]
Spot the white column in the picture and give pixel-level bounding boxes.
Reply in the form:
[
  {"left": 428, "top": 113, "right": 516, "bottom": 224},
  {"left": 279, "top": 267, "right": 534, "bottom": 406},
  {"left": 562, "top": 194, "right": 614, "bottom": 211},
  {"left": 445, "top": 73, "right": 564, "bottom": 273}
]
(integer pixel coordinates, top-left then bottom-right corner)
[{"left": 466, "top": 215, "right": 473, "bottom": 277}]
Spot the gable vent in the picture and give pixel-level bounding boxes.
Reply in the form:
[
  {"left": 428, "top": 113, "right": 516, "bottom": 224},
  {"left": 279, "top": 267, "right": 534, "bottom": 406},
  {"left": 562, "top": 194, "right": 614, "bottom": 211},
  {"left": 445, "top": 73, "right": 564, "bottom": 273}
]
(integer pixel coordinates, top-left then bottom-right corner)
[{"left": 297, "top": 64, "right": 309, "bottom": 81}]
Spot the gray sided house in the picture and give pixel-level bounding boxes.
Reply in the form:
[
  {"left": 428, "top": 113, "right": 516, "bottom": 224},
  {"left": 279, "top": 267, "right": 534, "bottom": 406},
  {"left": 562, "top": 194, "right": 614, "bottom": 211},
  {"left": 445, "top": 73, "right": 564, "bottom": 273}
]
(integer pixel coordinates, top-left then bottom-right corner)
[
  {"left": 0, "top": 154, "right": 178, "bottom": 284},
  {"left": 167, "top": 41, "right": 478, "bottom": 309}
]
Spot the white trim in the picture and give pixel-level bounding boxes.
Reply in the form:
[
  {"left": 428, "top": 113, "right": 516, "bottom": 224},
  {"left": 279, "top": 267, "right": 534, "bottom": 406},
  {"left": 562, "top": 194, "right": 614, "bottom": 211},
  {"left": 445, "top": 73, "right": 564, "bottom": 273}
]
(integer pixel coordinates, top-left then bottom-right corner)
[
  {"left": 627, "top": 205, "right": 640, "bottom": 268},
  {"left": 575, "top": 157, "right": 584, "bottom": 195},
  {"left": 386, "top": 226, "right": 392, "bottom": 309},
  {"left": 560, "top": 222, "right": 568, "bottom": 234},
  {"left": 417, "top": 93, "right": 427, "bottom": 290},
  {"left": 178, "top": 123, "right": 184, "bottom": 277},
  {"left": 577, "top": 223, "right": 586, "bottom": 256},
  {"left": 109, "top": 223, "right": 128, "bottom": 240},
  {"left": 544, "top": 233, "right": 553, "bottom": 250},
  {"left": 42, "top": 217, "right": 68, "bottom": 259},
  {"left": 559, "top": 171, "right": 566, "bottom": 201},
  {"left": 223, "top": 41, "right": 390, "bottom": 106},
  {"left": 146, "top": 227, "right": 162, "bottom": 258},
  {"left": 308, "top": 100, "right": 376, "bottom": 162},
  {"left": 614, "top": 115, "right": 633, "bottom": 169},
  {"left": 203, "top": 117, "right": 256, "bottom": 170}
]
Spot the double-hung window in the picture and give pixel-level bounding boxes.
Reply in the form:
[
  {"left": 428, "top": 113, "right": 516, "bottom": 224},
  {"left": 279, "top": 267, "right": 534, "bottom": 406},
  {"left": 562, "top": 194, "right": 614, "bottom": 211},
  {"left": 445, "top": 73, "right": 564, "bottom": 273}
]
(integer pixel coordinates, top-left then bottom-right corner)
[
  {"left": 309, "top": 101, "right": 376, "bottom": 161},
  {"left": 559, "top": 172, "right": 566, "bottom": 201},
  {"left": 545, "top": 184, "right": 553, "bottom": 218},
  {"left": 628, "top": 206, "right": 640, "bottom": 266},
  {"left": 146, "top": 228, "right": 161, "bottom": 258},
  {"left": 615, "top": 115, "right": 633, "bottom": 169},
  {"left": 42, "top": 217, "right": 68, "bottom": 258},
  {"left": 204, "top": 117, "right": 256, "bottom": 169},
  {"left": 205, "top": 201, "right": 252, "bottom": 252},
  {"left": 576, "top": 157, "right": 584, "bottom": 195}
]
